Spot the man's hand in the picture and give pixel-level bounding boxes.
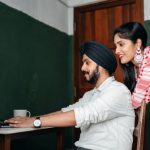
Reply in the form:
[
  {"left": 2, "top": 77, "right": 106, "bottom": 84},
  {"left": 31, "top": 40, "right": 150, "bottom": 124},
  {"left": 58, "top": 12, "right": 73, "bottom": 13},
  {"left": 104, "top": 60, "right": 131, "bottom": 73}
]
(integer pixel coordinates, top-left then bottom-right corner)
[{"left": 5, "top": 117, "right": 35, "bottom": 128}]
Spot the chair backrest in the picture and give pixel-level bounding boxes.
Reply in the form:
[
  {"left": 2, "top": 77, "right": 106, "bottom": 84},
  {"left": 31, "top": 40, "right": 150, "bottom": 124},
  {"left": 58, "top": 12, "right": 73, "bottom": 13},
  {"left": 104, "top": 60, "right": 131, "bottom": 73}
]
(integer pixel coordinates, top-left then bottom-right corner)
[{"left": 132, "top": 100, "right": 147, "bottom": 150}]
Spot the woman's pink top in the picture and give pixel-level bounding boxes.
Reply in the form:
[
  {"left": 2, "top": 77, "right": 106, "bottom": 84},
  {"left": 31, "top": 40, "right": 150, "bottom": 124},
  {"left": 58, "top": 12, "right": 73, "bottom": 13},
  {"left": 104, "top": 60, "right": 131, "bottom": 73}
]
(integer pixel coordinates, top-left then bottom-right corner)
[{"left": 132, "top": 46, "right": 150, "bottom": 108}]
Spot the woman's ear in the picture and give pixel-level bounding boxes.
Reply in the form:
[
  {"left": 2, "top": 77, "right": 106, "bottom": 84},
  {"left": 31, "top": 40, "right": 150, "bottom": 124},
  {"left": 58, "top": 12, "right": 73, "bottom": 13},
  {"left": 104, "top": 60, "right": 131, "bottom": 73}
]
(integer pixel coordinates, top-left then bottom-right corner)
[{"left": 136, "top": 39, "right": 142, "bottom": 48}]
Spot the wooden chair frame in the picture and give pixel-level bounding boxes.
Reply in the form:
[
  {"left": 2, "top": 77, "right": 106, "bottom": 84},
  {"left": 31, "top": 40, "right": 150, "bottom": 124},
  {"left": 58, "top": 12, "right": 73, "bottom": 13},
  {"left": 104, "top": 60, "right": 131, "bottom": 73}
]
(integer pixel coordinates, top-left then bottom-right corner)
[{"left": 133, "top": 101, "right": 147, "bottom": 150}]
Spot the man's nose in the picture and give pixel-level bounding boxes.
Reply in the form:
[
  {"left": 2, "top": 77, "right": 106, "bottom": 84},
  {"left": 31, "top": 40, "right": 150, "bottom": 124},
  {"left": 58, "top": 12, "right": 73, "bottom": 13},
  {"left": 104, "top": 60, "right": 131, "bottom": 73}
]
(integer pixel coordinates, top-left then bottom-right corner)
[
  {"left": 81, "top": 63, "right": 85, "bottom": 71},
  {"left": 115, "top": 47, "right": 120, "bottom": 54}
]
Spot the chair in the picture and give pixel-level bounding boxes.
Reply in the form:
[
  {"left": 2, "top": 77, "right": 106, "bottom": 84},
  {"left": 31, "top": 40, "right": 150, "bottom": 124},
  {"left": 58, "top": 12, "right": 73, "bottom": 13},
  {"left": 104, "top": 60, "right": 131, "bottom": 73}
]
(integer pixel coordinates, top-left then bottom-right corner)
[{"left": 132, "top": 100, "right": 147, "bottom": 150}]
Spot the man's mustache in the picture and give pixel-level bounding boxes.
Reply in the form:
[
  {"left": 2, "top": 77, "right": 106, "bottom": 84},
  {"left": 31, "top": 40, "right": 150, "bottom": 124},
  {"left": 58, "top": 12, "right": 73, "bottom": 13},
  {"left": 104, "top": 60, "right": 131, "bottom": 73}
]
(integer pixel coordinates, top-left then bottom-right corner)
[{"left": 82, "top": 71, "right": 89, "bottom": 75}]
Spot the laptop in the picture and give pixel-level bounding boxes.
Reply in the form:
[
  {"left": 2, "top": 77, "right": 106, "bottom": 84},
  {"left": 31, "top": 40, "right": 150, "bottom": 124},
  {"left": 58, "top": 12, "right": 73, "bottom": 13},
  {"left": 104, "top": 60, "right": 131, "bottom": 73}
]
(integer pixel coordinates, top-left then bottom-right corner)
[{"left": 0, "top": 120, "right": 11, "bottom": 128}]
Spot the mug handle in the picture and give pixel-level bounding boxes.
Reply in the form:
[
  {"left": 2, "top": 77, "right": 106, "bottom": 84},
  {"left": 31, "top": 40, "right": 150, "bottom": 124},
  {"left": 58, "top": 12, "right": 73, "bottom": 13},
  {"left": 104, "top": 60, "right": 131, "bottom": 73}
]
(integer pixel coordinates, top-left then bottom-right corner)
[{"left": 26, "top": 111, "right": 31, "bottom": 117}]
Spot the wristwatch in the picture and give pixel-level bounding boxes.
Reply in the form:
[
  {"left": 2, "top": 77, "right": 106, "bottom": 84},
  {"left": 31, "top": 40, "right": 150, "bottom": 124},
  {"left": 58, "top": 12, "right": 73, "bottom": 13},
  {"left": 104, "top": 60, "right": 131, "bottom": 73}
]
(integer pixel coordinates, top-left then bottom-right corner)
[{"left": 33, "top": 116, "right": 41, "bottom": 128}]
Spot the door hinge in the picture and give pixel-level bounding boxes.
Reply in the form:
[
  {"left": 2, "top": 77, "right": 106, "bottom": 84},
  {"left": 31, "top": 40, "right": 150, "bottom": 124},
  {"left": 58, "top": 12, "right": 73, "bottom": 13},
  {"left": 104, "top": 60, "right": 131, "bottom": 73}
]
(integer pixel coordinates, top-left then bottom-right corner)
[
  {"left": 74, "top": 22, "right": 76, "bottom": 32},
  {"left": 74, "top": 86, "right": 76, "bottom": 97}
]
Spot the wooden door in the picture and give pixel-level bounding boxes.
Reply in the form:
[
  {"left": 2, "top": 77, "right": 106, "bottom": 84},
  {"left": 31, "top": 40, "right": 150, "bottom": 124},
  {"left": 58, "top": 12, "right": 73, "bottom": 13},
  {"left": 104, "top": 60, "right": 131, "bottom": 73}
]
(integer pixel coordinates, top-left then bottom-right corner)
[{"left": 73, "top": 0, "right": 144, "bottom": 141}]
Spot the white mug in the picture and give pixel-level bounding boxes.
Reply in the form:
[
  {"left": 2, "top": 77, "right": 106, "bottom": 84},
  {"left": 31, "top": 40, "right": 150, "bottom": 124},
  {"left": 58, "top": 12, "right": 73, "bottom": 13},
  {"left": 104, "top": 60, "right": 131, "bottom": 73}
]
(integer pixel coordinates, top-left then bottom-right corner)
[{"left": 13, "top": 109, "right": 31, "bottom": 117}]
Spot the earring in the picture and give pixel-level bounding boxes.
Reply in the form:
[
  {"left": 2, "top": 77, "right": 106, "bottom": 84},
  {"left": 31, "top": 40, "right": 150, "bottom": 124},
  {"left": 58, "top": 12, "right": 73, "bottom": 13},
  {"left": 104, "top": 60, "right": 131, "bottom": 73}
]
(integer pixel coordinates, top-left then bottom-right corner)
[{"left": 134, "top": 47, "right": 143, "bottom": 64}]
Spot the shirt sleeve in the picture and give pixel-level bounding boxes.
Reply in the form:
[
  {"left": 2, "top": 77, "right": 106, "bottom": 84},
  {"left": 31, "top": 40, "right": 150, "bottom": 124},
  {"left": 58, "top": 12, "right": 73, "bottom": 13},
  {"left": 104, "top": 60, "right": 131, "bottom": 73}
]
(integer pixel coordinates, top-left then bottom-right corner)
[
  {"left": 61, "top": 90, "right": 93, "bottom": 112},
  {"left": 132, "top": 46, "right": 150, "bottom": 108},
  {"left": 74, "top": 85, "right": 132, "bottom": 128},
  {"left": 61, "top": 98, "right": 82, "bottom": 112}
]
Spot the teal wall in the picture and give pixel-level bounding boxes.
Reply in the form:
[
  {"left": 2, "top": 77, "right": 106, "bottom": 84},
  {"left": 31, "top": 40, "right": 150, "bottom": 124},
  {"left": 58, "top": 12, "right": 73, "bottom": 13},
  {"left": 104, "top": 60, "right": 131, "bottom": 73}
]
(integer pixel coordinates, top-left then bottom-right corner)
[
  {"left": 0, "top": 2, "right": 74, "bottom": 150},
  {"left": 144, "top": 20, "right": 150, "bottom": 46},
  {"left": 144, "top": 20, "right": 150, "bottom": 150}
]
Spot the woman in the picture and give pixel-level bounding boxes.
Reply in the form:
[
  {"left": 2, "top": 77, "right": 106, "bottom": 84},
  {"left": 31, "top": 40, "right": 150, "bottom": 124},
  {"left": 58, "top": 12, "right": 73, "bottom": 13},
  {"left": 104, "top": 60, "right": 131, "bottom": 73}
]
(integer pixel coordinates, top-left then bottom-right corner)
[{"left": 113, "top": 21, "right": 150, "bottom": 108}]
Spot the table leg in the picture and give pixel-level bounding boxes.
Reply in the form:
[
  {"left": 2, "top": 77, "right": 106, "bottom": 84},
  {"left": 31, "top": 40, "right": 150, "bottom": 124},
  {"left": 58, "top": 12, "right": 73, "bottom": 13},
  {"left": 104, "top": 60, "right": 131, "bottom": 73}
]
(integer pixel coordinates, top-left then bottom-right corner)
[
  {"left": 56, "top": 128, "right": 64, "bottom": 150},
  {"left": 0, "top": 135, "right": 11, "bottom": 150}
]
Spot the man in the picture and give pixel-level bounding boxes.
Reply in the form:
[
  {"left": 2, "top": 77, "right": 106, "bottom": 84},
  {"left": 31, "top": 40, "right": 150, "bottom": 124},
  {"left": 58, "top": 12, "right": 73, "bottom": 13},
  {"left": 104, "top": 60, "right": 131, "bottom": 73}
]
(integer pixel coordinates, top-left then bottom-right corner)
[{"left": 6, "top": 41, "right": 135, "bottom": 150}]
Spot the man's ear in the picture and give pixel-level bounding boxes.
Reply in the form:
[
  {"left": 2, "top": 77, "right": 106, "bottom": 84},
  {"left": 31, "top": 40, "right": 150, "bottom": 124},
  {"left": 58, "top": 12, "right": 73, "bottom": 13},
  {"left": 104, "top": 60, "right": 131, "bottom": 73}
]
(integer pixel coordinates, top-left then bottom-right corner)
[
  {"left": 98, "top": 66, "right": 103, "bottom": 72},
  {"left": 99, "top": 66, "right": 109, "bottom": 75}
]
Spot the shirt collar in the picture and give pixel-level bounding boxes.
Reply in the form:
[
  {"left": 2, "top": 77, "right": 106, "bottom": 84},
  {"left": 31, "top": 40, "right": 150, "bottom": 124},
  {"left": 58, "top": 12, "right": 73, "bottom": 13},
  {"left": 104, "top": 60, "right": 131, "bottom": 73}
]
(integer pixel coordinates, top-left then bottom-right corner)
[{"left": 92, "top": 76, "right": 115, "bottom": 93}]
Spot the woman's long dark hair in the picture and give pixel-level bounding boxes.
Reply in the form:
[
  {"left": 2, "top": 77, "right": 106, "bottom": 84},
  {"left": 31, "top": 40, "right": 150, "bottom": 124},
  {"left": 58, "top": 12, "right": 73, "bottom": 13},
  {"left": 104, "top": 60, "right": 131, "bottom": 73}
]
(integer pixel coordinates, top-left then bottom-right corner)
[
  {"left": 120, "top": 62, "right": 136, "bottom": 92},
  {"left": 113, "top": 22, "right": 148, "bottom": 92}
]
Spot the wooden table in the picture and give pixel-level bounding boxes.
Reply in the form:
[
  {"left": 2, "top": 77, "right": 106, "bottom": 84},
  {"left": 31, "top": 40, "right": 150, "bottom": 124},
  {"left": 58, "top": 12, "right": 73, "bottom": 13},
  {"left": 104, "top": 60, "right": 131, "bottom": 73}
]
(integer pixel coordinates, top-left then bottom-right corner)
[{"left": 0, "top": 127, "right": 64, "bottom": 150}]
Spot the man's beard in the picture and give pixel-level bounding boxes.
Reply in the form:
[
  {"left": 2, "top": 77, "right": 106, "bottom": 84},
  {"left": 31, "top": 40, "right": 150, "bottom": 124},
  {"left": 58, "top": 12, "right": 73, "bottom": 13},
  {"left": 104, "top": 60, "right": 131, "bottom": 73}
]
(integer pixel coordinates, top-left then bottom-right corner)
[{"left": 84, "top": 65, "right": 100, "bottom": 85}]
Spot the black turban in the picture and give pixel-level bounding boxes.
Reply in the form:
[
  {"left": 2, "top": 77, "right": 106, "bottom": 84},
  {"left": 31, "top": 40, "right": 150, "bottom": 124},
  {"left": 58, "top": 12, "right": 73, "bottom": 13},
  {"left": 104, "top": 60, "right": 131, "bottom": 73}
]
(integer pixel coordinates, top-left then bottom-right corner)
[{"left": 80, "top": 41, "right": 117, "bottom": 75}]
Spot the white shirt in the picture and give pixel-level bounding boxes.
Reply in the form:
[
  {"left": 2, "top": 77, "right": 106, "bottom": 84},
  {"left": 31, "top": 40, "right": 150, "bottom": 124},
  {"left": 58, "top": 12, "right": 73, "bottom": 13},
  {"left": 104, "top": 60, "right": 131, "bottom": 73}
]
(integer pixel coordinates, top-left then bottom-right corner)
[{"left": 62, "top": 77, "right": 135, "bottom": 150}]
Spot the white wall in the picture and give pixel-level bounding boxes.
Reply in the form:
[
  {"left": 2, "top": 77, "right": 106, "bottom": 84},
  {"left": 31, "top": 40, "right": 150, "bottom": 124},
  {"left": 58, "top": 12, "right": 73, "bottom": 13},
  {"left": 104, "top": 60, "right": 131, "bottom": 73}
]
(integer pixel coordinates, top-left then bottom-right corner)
[
  {"left": 144, "top": 0, "right": 150, "bottom": 20},
  {"left": 0, "top": 0, "right": 69, "bottom": 34},
  {"left": 0, "top": 0, "right": 150, "bottom": 35},
  {"left": 0, "top": 0, "right": 105, "bottom": 35}
]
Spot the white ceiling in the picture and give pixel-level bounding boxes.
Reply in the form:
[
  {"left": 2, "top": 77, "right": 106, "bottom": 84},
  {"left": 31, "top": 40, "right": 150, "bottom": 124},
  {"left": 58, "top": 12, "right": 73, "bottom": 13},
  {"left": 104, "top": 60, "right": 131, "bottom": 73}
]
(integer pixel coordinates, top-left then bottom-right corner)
[{"left": 59, "top": 0, "right": 107, "bottom": 7}]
